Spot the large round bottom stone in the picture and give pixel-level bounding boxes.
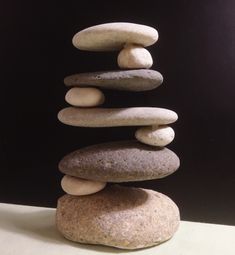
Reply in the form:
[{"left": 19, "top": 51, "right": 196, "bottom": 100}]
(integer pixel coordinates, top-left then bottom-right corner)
[{"left": 56, "top": 185, "right": 180, "bottom": 250}]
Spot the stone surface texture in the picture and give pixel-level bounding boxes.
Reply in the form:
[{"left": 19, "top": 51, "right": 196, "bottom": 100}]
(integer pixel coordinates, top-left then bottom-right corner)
[
  {"left": 64, "top": 69, "right": 163, "bottom": 92},
  {"left": 65, "top": 87, "right": 104, "bottom": 107},
  {"left": 72, "top": 22, "right": 158, "bottom": 51},
  {"left": 118, "top": 44, "right": 153, "bottom": 69},
  {"left": 57, "top": 107, "right": 178, "bottom": 127},
  {"left": 61, "top": 175, "right": 106, "bottom": 196},
  {"left": 59, "top": 140, "right": 180, "bottom": 182},
  {"left": 135, "top": 125, "right": 175, "bottom": 147},
  {"left": 56, "top": 185, "right": 180, "bottom": 249}
]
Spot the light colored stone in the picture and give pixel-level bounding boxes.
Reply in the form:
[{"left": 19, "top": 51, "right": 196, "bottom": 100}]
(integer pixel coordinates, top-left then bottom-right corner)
[
  {"left": 118, "top": 44, "right": 153, "bottom": 69},
  {"left": 57, "top": 107, "right": 178, "bottom": 127},
  {"left": 65, "top": 87, "right": 104, "bottom": 107},
  {"left": 135, "top": 125, "right": 175, "bottom": 147},
  {"left": 64, "top": 69, "right": 163, "bottom": 92},
  {"left": 59, "top": 140, "right": 180, "bottom": 182},
  {"left": 61, "top": 175, "right": 106, "bottom": 196},
  {"left": 56, "top": 185, "right": 180, "bottom": 249},
  {"left": 72, "top": 22, "right": 158, "bottom": 51}
]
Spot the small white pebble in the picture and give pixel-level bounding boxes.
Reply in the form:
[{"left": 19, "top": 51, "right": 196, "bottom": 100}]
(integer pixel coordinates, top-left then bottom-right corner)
[
  {"left": 65, "top": 87, "right": 105, "bottom": 107},
  {"left": 135, "top": 125, "right": 175, "bottom": 147},
  {"left": 61, "top": 175, "right": 106, "bottom": 196},
  {"left": 117, "top": 44, "right": 153, "bottom": 69}
]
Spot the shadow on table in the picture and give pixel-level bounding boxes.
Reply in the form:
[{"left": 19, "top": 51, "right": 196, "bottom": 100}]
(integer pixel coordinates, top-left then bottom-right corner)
[{"left": 0, "top": 206, "right": 132, "bottom": 254}]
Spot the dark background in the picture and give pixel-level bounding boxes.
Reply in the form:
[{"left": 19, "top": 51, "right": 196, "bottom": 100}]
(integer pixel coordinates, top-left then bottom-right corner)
[{"left": 0, "top": 0, "right": 235, "bottom": 225}]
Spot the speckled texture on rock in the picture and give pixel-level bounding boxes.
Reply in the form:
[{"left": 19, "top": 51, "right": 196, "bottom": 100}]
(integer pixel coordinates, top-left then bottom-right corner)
[
  {"left": 56, "top": 185, "right": 180, "bottom": 249},
  {"left": 57, "top": 107, "right": 178, "bottom": 127},
  {"left": 58, "top": 140, "right": 180, "bottom": 182},
  {"left": 64, "top": 69, "right": 163, "bottom": 92},
  {"left": 72, "top": 22, "right": 158, "bottom": 51}
]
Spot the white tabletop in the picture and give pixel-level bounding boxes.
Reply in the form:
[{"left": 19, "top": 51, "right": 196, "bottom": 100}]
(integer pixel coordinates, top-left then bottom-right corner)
[{"left": 0, "top": 202, "right": 234, "bottom": 255}]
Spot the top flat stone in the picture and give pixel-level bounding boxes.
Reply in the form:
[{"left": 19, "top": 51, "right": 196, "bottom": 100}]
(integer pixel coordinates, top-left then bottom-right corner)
[{"left": 72, "top": 22, "right": 158, "bottom": 51}]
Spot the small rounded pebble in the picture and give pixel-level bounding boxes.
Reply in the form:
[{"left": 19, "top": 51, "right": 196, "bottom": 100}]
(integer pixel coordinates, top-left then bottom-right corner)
[
  {"left": 65, "top": 87, "right": 104, "bottom": 107},
  {"left": 135, "top": 125, "right": 175, "bottom": 147},
  {"left": 118, "top": 44, "right": 153, "bottom": 69},
  {"left": 61, "top": 175, "right": 106, "bottom": 196}
]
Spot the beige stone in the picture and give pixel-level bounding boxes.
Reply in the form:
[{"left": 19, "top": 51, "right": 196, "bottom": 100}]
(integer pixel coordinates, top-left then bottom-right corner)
[
  {"left": 61, "top": 175, "right": 106, "bottom": 196},
  {"left": 57, "top": 107, "right": 178, "bottom": 127},
  {"left": 65, "top": 87, "right": 104, "bottom": 107},
  {"left": 72, "top": 22, "right": 158, "bottom": 51},
  {"left": 135, "top": 125, "right": 175, "bottom": 147},
  {"left": 118, "top": 44, "right": 153, "bottom": 69},
  {"left": 56, "top": 185, "right": 180, "bottom": 249}
]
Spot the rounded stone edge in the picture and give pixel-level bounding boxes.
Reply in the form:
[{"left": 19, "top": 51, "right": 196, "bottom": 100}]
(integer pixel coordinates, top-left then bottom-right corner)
[
  {"left": 135, "top": 125, "right": 175, "bottom": 147},
  {"left": 117, "top": 44, "right": 153, "bottom": 69},
  {"left": 61, "top": 175, "right": 106, "bottom": 196},
  {"left": 72, "top": 22, "right": 159, "bottom": 51},
  {"left": 56, "top": 186, "right": 180, "bottom": 249},
  {"left": 65, "top": 87, "right": 105, "bottom": 107}
]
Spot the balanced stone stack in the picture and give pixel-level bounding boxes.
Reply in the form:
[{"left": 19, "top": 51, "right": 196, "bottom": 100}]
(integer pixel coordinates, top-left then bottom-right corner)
[{"left": 56, "top": 22, "right": 180, "bottom": 250}]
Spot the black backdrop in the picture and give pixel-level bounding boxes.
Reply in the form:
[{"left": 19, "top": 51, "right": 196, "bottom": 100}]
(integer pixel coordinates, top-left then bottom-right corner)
[{"left": 1, "top": 0, "right": 235, "bottom": 225}]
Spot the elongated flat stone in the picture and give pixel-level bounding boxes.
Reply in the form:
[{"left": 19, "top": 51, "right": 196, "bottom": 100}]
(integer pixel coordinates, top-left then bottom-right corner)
[
  {"left": 72, "top": 22, "right": 158, "bottom": 51},
  {"left": 58, "top": 140, "right": 180, "bottom": 182},
  {"left": 64, "top": 69, "right": 163, "bottom": 92},
  {"left": 58, "top": 107, "right": 177, "bottom": 127},
  {"left": 56, "top": 185, "right": 180, "bottom": 249}
]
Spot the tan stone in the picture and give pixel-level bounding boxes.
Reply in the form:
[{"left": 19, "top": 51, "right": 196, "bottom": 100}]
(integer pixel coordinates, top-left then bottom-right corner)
[
  {"left": 56, "top": 185, "right": 180, "bottom": 249},
  {"left": 72, "top": 22, "right": 158, "bottom": 51},
  {"left": 57, "top": 107, "right": 178, "bottom": 127},
  {"left": 61, "top": 175, "right": 106, "bottom": 196},
  {"left": 65, "top": 87, "right": 104, "bottom": 107},
  {"left": 118, "top": 44, "right": 153, "bottom": 69},
  {"left": 135, "top": 125, "right": 175, "bottom": 146}
]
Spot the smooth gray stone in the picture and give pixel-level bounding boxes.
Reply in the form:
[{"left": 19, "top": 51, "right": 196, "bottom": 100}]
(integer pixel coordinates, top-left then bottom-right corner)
[
  {"left": 59, "top": 140, "right": 180, "bottom": 182},
  {"left": 64, "top": 69, "right": 163, "bottom": 92},
  {"left": 57, "top": 107, "right": 178, "bottom": 127}
]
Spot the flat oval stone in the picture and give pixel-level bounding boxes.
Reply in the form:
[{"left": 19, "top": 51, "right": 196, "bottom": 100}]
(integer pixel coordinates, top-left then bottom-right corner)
[
  {"left": 56, "top": 185, "right": 180, "bottom": 249},
  {"left": 61, "top": 175, "right": 106, "bottom": 196},
  {"left": 65, "top": 87, "right": 105, "bottom": 107},
  {"left": 64, "top": 69, "right": 163, "bottom": 92},
  {"left": 72, "top": 22, "right": 158, "bottom": 51},
  {"left": 135, "top": 125, "right": 175, "bottom": 147},
  {"left": 58, "top": 140, "right": 180, "bottom": 182},
  {"left": 58, "top": 107, "right": 178, "bottom": 127},
  {"left": 118, "top": 44, "right": 153, "bottom": 69}
]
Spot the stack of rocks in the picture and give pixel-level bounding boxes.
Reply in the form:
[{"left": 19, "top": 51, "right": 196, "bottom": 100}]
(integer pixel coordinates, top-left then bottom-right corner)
[{"left": 56, "top": 22, "right": 180, "bottom": 250}]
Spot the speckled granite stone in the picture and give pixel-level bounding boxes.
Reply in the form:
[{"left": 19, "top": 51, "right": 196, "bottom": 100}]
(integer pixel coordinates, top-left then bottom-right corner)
[
  {"left": 58, "top": 140, "right": 180, "bottom": 182},
  {"left": 56, "top": 185, "right": 180, "bottom": 249}
]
